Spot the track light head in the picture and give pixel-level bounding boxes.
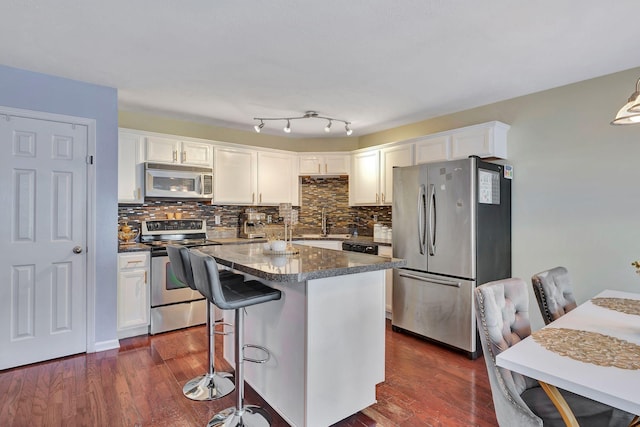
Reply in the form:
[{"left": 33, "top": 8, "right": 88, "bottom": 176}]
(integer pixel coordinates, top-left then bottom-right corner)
[
  {"left": 345, "top": 123, "right": 353, "bottom": 136},
  {"left": 254, "top": 120, "right": 265, "bottom": 133},
  {"left": 284, "top": 120, "right": 291, "bottom": 133},
  {"left": 324, "top": 120, "right": 332, "bottom": 133}
]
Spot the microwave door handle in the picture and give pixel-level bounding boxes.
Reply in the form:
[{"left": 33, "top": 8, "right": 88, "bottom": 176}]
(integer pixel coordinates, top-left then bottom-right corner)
[{"left": 198, "top": 174, "right": 204, "bottom": 195}]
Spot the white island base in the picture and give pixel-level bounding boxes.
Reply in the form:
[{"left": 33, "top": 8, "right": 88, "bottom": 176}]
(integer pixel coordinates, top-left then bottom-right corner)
[{"left": 223, "top": 270, "right": 386, "bottom": 427}]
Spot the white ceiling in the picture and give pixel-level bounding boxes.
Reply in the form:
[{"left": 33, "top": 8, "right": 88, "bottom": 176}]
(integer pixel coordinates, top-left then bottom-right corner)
[{"left": 1, "top": 1, "right": 639, "bottom": 137}]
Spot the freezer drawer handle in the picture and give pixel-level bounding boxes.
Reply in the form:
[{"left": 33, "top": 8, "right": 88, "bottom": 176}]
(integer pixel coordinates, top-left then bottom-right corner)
[{"left": 399, "top": 272, "right": 461, "bottom": 288}]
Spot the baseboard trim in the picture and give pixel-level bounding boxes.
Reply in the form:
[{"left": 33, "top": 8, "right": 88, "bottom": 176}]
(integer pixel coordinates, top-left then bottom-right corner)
[{"left": 92, "top": 339, "right": 120, "bottom": 353}]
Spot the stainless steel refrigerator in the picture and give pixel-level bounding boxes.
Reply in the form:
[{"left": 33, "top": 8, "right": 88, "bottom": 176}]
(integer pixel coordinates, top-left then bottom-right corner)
[{"left": 391, "top": 157, "right": 511, "bottom": 359}]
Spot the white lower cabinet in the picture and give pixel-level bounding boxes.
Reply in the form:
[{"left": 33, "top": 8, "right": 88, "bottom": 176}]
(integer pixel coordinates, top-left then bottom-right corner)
[
  {"left": 378, "top": 245, "right": 393, "bottom": 318},
  {"left": 117, "top": 252, "right": 150, "bottom": 339}
]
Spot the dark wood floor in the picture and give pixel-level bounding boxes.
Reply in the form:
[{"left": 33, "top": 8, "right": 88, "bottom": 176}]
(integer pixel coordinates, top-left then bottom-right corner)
[{"left": 0, "top": 320, "right": 498, "bottom": 426}]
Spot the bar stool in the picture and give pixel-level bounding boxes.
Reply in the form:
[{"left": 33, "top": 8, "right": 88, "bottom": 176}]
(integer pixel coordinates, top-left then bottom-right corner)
[
  {"left": 167, "top": 245, "right": 244, "bottom": 401},
  {"left": 189, "top": 249, "right": 282, "bottom": 427}
]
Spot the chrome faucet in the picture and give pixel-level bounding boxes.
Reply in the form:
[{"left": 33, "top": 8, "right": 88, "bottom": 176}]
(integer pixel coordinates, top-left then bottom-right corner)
[{"left": 321, "top": 207, "right": 328, "bottom": 236}]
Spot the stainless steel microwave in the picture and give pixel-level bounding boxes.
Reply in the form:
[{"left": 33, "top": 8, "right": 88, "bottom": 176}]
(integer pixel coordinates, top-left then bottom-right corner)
[{"left": 144, "top": 162, "right": 213, "bottom": 200}]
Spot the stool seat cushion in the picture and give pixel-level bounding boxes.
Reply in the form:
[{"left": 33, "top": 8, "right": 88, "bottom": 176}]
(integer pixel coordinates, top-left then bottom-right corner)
[{"left": 218, "top": 280, "right": 282, "bottom": 310}]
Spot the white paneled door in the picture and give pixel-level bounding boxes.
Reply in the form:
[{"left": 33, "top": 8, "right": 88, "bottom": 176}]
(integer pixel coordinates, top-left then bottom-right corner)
[{"left": 0, "top": 114, "right": 88, "bottom": 370}]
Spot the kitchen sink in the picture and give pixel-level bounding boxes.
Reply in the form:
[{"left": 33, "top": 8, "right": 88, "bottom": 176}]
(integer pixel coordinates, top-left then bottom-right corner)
[{"left": 299, "top": 234, "right": 352, "bottom": 239}]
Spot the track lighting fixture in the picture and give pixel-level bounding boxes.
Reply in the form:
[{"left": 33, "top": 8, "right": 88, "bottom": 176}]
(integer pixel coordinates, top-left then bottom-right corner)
[
  {"left": 611, "top": 77, "right": 640, "bottom": 125},
  {"left": 253, "top": 111, "right": 353, "bottom": 136}
]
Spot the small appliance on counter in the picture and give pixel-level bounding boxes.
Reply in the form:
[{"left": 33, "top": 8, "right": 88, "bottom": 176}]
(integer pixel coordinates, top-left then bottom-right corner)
[
  {"left": 118, "top": 222, "right": 140, "bottom": 244},
  {"left": 239, "top": 209, "right": 266, "bottom": 238}
]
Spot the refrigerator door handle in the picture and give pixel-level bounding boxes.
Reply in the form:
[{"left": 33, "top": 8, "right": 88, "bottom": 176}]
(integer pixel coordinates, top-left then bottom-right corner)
[
  {"left": 399, "top": 272, "right": 461, "bottom": 288},
  {"left": 427, "top": 183, "right": 436, "bottom": 256},
  {"left": 418, "top": 184, "right": 426, "bottom": 255}
]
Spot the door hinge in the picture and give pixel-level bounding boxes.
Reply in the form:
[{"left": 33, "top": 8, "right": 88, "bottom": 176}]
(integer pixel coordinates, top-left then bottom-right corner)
[{"left": 87, "top": 155, "right": 94, "bottom": 165}]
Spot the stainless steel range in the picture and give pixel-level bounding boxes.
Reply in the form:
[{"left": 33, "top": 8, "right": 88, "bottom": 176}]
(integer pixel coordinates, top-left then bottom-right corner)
[{"left": 141, "top": 219, "right": 219, "bottom": 334}]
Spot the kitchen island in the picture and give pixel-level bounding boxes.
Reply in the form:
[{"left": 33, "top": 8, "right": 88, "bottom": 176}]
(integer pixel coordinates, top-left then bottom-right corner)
[{"left": 195, "top": 243, "right": 405, "bottom": 427}]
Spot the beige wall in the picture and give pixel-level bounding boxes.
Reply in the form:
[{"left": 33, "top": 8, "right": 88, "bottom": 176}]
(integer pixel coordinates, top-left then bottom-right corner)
[
  {"left": 363, "top": 66, "right": 640, "bottom": 329},
  {"left": 120, "top": 66, "right": 640, "bottom": 330}
]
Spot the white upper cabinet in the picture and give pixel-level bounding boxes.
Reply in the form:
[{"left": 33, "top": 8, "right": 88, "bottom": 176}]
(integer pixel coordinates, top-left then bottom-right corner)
[
  {"left": 350, "top": 150, "right": 380, "bottom": 205},
  {"left": 213, "top": 146, "right": 298, "bottom": 206},
  {"left": 181, "top": 141, "right": 212, "bottom": 166},
  {"left": 118, "top": 131, "right": 144, "bottom": 203},
  {"left": 213, "top": 146, "right": 257, "bottom": 204},
  {"left": 351, "top": 144, "right": 413, "bottom": 206},
  {"left": 380, "top": 144, "right": 413, "bottom": 205},
  {"left": 450, "top": 121, "right": 509, "bottom": 160},
  {"left": 145, "top": 136, "right": 212, "bottom": 167},
  {"left": 414, "top": 121, "right": 510, "bottom": 165},
  {"left": 258, "top": 151, "right": 297, "bottom": 205},
  {"left": 414, "top": 135, "right": 451, "bottom": 164},
  {"left": 299, "top": 153, "right": 350, "bottom": 175}
]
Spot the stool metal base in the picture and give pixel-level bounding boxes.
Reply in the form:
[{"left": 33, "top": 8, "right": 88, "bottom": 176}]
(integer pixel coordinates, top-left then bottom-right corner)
[
  {"left": 207, "top": 405, "right": 271, "bottom": 427},
  {"left": 182, "top": 371, "right": 235, "bottom": 401}
]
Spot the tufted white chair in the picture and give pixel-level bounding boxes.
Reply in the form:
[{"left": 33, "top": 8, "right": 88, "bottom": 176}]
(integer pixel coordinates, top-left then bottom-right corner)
[
  {"left": 531, "top": 267, "right": 577, "bottom": 325},
  {"left": 474, "top": 278, "right": 633, "bottom": 427}
]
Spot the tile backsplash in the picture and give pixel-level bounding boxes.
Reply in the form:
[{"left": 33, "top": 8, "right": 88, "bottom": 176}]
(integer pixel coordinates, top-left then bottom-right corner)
[{"left": 118, "top": 177, "right": 391, "bottom": 238}]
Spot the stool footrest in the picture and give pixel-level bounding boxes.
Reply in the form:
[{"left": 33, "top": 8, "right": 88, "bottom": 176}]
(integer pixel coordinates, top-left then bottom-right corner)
[
  {"left": 213, "top": 321, "right": 234, "bottom": 336},
  {"left": 243, "top": 344, "right": 271, "bottom": 364}
]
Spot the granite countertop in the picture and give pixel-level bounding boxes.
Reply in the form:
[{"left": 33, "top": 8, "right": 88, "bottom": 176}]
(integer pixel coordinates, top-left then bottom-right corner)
[
  {"left": 118, "top": 243, "right": 151, "bottom": 253},
  {"left": 117, "top": 235, "right": 391, "bottom": 253},
  {"left": 195, "top": 242, "right": 405, "bottom": 283},
  {"left": 212, "top": 235, "right": 392, "bottom": 246}
]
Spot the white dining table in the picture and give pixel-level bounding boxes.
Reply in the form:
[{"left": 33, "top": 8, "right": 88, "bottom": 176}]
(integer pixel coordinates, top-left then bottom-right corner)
[{"left": 496, "top": 289, "right": 640, "bottom": 424}]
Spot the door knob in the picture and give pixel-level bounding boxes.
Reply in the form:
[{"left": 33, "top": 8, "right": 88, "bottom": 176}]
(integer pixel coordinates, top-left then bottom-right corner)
[{"left": 73, "top": 246, "right": 83, "bottom": 254}]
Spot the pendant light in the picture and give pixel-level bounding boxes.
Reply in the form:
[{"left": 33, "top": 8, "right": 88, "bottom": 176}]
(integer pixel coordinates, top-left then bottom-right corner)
[{"left": 611, "top": 77, "right": 640, "bottom": 125}]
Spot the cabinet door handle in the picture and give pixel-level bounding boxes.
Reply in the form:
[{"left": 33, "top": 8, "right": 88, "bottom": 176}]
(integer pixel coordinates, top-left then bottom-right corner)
[
  {"left": 136, "top": 188, "right": 141, "bottom": 200},
  {"left": 144, "top": 271, "right": 147, "bottom": 284},
  {"left": 182, "top": 151, "right": 186, "bottom": 163},
  {"left": 173, "top": 150, "right": 177, "bottom": 162},
  {"left": 318, "top": 164, "right": 321, "bottom": 173},
  {"left": 259, "top": 193, "right": 262, "bottom": 203},
  {"left": 381, "top": 193, "right": 385, "bottom": 203},
  {"left": 252, "top": 192, "right": 255, "bottom": 203},
  {"left": 376, "top": 193, "right": 379, "bottom": 203},
  {"left": 325, "top": 164, "right": 327, "bottom": 174}
]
